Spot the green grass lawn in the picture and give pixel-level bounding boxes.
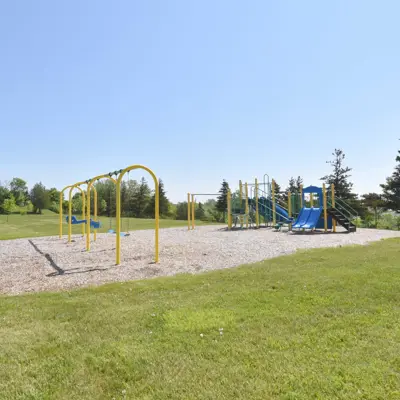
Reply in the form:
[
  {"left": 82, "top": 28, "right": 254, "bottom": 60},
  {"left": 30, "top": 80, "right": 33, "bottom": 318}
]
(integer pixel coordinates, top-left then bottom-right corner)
[
  {"left": 1, "top": 239, "right": 400, "bottom": 399},
  {"left": 0, "top": 210, "right": 212, "bottom": 240}
]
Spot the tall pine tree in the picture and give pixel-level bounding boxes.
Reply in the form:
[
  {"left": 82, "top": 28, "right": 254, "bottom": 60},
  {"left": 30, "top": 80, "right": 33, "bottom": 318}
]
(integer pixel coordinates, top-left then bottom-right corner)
[
  {"left": 216, "top": 180, "right": 230, "bottom": 213},
  {"left": 321, "top": 149, "right": 355, "bottom": 199},
  {"left": 381, "top": 146, "right": 400, "bottom": 211},
  {"left": 147, "top": 179, "right": 170, "bottom": 218}
]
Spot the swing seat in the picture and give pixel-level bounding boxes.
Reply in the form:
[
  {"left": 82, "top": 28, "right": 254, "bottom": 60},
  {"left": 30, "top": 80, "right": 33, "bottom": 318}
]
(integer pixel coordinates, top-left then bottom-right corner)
[
  {"left": 108, "top": 229, "right": 129, "bottom": 237},
  {"left": 66, "top": 216, "right": 86, "bottom": 225},
  {"left": 90, "top": 220, "right": 101, "bottom": 229}
]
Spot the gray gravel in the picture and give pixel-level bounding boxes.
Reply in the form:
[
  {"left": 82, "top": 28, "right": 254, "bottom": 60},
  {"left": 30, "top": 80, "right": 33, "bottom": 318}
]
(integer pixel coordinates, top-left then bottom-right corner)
[{"left": 1, "top": 226, "right": 400, "bottom": 295}]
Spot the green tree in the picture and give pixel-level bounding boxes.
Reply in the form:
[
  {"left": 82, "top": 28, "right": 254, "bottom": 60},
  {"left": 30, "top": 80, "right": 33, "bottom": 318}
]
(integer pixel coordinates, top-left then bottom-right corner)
[
  {"left": 147, "top": 179, "right": 170, "bottom": 218},
  {"left": 10, "top": 178, "right": 28, "bottom": 206},
  {"left": 381, "top": 146, "right": 400, "bottom": 211},
  {"left": 195, "top": 202, "right": 206, "bottom": 220},
  {"left": 30, "top": 183, "right": 50, "bottom": 214},
  {"left": 175, "top": 202, "right": 188, "bottom": 220},
  {"left": 321, "top": 149, "right": 355, "bottom": 199},
  {"left": 296, "top": 176, "right": 303, "bottom": 191},
  {"left": 132, "top": 178, "right": 151, "bottom": 218},
  {"left": 0, "top": 185, "right": 11, "bottom": 213},
  {"left": 48, "top": 188, "right": 61, "bottom": 203},
  {"left": 216, "top": 180, "right": 230, "bottom": 213},
  {"left": 361, "top": 193, "right": 385, "bottom": 227},
  {"left": 2, "top": 195, "right": 17, "bottom": 222},
  {"left": 273, "top": 181, "right": 284, "bottom": 202}
]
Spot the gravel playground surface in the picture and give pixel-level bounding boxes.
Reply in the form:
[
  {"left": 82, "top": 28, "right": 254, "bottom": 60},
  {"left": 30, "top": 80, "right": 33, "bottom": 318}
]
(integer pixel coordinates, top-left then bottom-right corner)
[{"left": 1, "top": 226, "right": 400, "bottom": 295}]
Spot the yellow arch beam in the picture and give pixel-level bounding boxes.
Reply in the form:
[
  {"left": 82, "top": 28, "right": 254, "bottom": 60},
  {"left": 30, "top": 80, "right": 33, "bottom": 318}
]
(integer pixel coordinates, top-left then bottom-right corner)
[
  {"left": 67, "top": 181, "right": 88, "bottom": 242},
  {"left": 59, "top": 184, "right": 85, "bottom": 239},
  {"left": 116, "top": 165, "right": 159, "bottom": 265},
  {"left": 86, "top": 174, "right": 117, "bottom": 251}
]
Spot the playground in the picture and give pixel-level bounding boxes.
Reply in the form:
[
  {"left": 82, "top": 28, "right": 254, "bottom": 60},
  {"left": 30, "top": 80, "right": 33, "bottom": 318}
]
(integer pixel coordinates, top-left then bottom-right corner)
[{"left": 1, "top": 225, "right": 400, "bottom": 295}]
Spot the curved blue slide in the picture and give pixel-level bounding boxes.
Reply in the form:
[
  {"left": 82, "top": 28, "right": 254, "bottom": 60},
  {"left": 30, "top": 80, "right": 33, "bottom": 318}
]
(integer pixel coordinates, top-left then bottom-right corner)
[
  {"left": 292, "top": 207, "right": 322, "bottom": 230},
  {"left": 256, "top": 197, "right": 292, "bottom": 223}
]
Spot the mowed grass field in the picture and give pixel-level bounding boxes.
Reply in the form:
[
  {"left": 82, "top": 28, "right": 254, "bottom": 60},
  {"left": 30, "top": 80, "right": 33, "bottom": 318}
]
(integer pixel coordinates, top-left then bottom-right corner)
[
  {"left": 1, "top": 239, "right": 400, "bottom": 399},
  {"left": 0, "top": 211, "right": 212, "bottom": 240}
]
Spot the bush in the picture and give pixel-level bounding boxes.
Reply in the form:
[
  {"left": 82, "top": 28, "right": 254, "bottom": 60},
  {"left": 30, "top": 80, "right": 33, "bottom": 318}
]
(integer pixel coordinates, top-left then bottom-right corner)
[
  {"left": 20, "top": 209, "right": 27, "bottom": 216},
  {"left": 377, "top": 213, "right": 399, "bottom": 230}
]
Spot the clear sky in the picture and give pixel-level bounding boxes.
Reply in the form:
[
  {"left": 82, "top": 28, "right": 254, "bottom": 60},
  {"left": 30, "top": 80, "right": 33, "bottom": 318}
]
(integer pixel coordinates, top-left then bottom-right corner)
[{"left": 1, "top": 1, "right": 399, "bottom": 202}]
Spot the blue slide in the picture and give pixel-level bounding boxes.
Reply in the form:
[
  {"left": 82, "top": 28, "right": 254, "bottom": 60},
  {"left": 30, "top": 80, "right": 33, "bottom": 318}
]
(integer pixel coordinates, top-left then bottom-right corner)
[
  {"left": 256, "top": 197, "right": 292, "bottom": 223},
  {"left": 292, "top": 207, "right": 322, "bottom": 230}
]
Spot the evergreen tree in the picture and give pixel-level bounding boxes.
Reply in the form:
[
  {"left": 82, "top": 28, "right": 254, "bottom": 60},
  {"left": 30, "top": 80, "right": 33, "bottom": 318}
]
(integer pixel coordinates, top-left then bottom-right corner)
[
  {"left": 132, "top": 178, "right": 151, "bottom": 218},
  {"left": 175, "top": 202, "right": 188, "bottom": 220},
  {"left": 195, "top": 202, "right": 206, "bottom": 220},
  {"left": 296, "top": 176, "right": 303, "bottom": 191},
  {"left": 321, "top": 149, "right": 355, "bottom": 199},
  {"left": 30, "top": 182, "right": 50, "bottom": 214},
  {"left": 273, "top": 181, "right": 283, "bottom": 202},
  {"left": 216, "top": 180, "right": 230, "bottom": 213},
  {"left": 381, "top": 147, "right": 400, "bottom": 211},
  {"left": 147, "top": 179, "right": 170, "bottom": 218}
]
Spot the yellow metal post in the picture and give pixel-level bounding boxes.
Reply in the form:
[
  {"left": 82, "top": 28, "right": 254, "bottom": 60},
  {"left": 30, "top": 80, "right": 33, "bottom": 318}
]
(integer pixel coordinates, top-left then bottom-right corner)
[
  {"left": 116, "top": 165, "right": 159, "bottom": 265},
  {"left": 245, "top": 182, "right": 249, "bottom": 229},
  {"left": 255, "top": 178, "right": 259, "bottom": 228},
  {"left": 81, "top": 191, "right": 86, "bottom": 237},
  {"left": 288, "top": 191, "right": 292, "bottom": 231},
  {"left": 323, "top": 184, "right": 328, "bottom": 232},
  {"left": 239, "top": 180, "right": 243, "bottom": 228},
  {"left": 227, "top": 190, "right": 232, "bottom": 229},
  {"left": 300, "top": 184, "right": 303, "bottom": 208},
  {"left": 86, "top": 174, "right": 116, "bottom": 251},
  {"left": 331, "top": 183, "right": 336, "bottom": 232},
  {"left": 68, "top": 182, "right": 86, "bottom": 243},
  {"left": 59, "top": 184, "right": 74, "bottom": 239},
  {"left": 310, "top": 193, "right": 314, "bottom": 207},
  {"left": 272, "top": 179, "right": 276, "bottom": 226},
  {"left": 93, "top": 187, "right": 97, "bottom": 241},
  {"left": 187, "top": 193, "right": 191, "bottom": 230},
  {"left": 191, "top": 194, "right": 195, "bottom": 230}
]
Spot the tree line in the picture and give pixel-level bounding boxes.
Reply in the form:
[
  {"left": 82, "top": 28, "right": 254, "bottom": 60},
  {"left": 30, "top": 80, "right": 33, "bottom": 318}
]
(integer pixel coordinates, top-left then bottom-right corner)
[
  {"left": 1, "top": 144, "right": 399, "bottom": 227},
  {"left": 0, "top": 178, "right": 171, "bottom": 219}
]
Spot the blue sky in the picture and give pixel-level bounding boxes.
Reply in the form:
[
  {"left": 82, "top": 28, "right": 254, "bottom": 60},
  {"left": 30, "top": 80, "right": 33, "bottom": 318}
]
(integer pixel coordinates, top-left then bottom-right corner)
[{"left": 1, "top": 0, "right": 399, "bottom": 202}]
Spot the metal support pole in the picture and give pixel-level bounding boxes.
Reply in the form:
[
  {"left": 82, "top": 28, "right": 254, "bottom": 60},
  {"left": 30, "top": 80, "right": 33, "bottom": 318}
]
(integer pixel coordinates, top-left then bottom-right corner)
[
  {"left": 300, "top": 184, "right": 303, "bottom": 208},
  {"left": 255, "top": 178, "right": 259, "bottom": 228},
  {"left": 227, "top": 190, "right": 232, "bottom": 230},
  {"left": 272, "top": 180, "right": 276, "bottom": 226},
  {"left": 239, "top": 180, "right": 243, "bottom": 228},
  {"left": 331, "top": 183, "right": 336, "bottom": 232},
  {"left": 323, "top": 184, "right": 328, "bottom": 232},
  {"left": 187, "top": 193, "right": 191, "bottom": 230},
  {"left": 245, "top": 182, "right": 249, "bottom": 229},
  {"left": 191, "top": 194, "right": 195, "bottom": 230},
  {"left": 288, "top": 191, "right": 292, "bottom": 231}
]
